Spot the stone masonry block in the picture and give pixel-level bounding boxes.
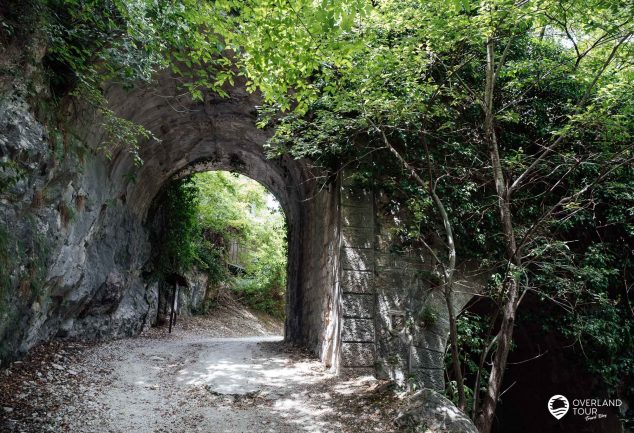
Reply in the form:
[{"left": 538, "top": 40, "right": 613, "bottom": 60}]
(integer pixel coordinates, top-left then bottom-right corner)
[
  {"left": 341, "top": 342, "right": 376, "bottom": 367},
  {"left": 343, "top": 293, "right": 374, "bottom": 318},
  {"left": 397, "top": 255, "right": 426, "bottom": 271},
  {"left": 341, "top": 183, "right": 373, "bottom": 203},
  {"left": 420, "top": 291, "right": 451, "bottom": 321},
  {"left": 375, "top": 269, "right": 418, "bottom": 291},
  {"left": 376, "top": 233, "right": 395, "bottom": 251},
  {"left": 342, "top": 206, "right": 374, "bottom": 228},
  {"left": 375, "top": 252, "right": 396, "bottom": 269},
  {"left": 340, "top": 270, "right": 375, "bottom": 294},
  {"left": 412, "top": 330, "right": 446, "bottom": 353},
  {"left": 411, "top": 346, "right": 445, "bottom": 370},
  {"left": 376, "top": 293, "right": 409, "bottom": 317},
  {"left": 412, "top": 313, "right": 450, "bottom": 340},
  {"left": 342, "top": 318, "right": 376, "bottom": 342},
  {"left": 376, "top": 252, "right": 426, "bottom": 271},
  {"left": 410, "top": 368, "right": 445, "bottom": 391},
  {"left": 341, "top": 247, "right": 374, "bottom": 271},
  {"left": 341, "top": 226, "right": 374, "bottom": 249}
]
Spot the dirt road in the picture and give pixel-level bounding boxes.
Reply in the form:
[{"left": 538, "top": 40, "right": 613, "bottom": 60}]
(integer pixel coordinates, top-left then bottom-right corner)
[
  {"left": 1, "top": 311, "right": 399, "bottom": 433},
  {"left": 69, "top": 334, "right": 341, "bottom": 433}
]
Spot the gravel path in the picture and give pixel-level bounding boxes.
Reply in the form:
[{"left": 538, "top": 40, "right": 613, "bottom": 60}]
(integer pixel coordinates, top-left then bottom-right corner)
[
  {"left": 71, "top": 334, "right": 341, "bottom": 433},
  {"left": 1, "top": 310, "right": 400, "bottom": 433}
]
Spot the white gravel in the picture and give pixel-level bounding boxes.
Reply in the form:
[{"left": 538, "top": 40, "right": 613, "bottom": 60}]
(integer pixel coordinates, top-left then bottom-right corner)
[
  {"left": 2, "top": 305, "right": 398, "bottom": 433},
  {"left": 64, "top": 331, "right": 340, "bottom": 433}
]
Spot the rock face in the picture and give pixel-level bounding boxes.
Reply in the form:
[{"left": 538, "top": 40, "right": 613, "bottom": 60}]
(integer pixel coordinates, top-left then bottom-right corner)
[
  {"left": 1, "top": 48, "right": 478, "bottom": 386},
  {"left": 182, "top": 270, "right": 210, "bottom": 315},
  {"left": 395, "top": 388, "right": 479, "bottom": 433},
  {"left": 0, "top": 89, "right": 156, "bottom": 352}
]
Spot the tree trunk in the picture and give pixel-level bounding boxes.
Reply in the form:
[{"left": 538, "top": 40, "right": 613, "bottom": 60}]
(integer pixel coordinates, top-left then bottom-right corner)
[
  {"left": 377, "top": 122, "right": 467, "bottom": 412},
  {"left": 446, "top": 287, "right": 466, "bottom": 410},
  {"left": 474, "top": 278, "right": 519, "bottom": 433},
  {"left": 474, "top": 36, "right": 522, "bottom": 433}
]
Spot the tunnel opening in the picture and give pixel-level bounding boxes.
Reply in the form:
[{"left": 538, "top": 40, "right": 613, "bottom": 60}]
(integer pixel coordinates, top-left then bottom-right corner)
[
  {"left": 146, "top": 170, "right": 289, "bottom": 333},
  {"left": 15, "top": 76, "right": 346, "bottom": 372}
]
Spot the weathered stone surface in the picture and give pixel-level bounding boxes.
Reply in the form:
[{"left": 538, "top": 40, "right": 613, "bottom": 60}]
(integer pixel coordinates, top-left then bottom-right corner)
[
  {"left": 341, "top": 247, "right": 374, "bottom": 271},
  {"left": 375, "top": 252, "right": 397, "bottom": 270},
  {"left": 375, "top": 268, "right": 419, "bottom": 290},
  {"left": 79, "top": 272, "right": 126, "bottom": 317},
  {"left": 412, "top": 330, "right": 446, "bottom": 353},
  {"left": 395, "top": 389, "right": 478, "bottom": 433},
  {"left": 376, "top": 233, "right": 394, "bottom": 251},
  {"left": 410, "top": 368, "right": 445, "bottom": 391},
  {"left": 341, "top": 319, "right": 375, "bottom": 342},
  {"left": 183, "top": 269, "right": 209, "bottom": 315},
  {"left": 341, "top": 270, "right": 375, "bottom": 293},
  {"left": 411, "top": 347, "right": 445, "bottom": 371},
  {"left": 376, "top": 292, "right": 409, "bottom": 317},
  {"left": 375, "top": 337, "right": 410, "bottom": 382},
  {"left": 341, "top": 342, "right": 376, "bottom": 367},
  {"left": 340, "top": 184, "right": 373, "bottom": 203},
  {"left": 341, "top": 226, "right": 374, "bottom": 249},
  {"left": 144, "top": 282, "right": 159, "bottom": 330},
  {"left": 342, "top": 293, "right": 374, "bottom": 318},
  {"left": 341, "top": 206, "right": 374, "bottom": 227}
]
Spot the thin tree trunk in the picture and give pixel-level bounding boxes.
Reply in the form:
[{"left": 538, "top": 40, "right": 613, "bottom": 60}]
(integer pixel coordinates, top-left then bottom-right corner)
[
  {"left": 474, "top": 278, "right": 520, "bottom": 433},
  {"left": 421, "top": 131, "right": 466, "bottom": 411},
  {"left": 373, "top": 120, "right": 466, "bottom": 410},
  {"left": 446, "top": 288, "right": 466, "bottom": 410},
  {"left": 474, "top": 36, "right": 522, "bottom": 433}
]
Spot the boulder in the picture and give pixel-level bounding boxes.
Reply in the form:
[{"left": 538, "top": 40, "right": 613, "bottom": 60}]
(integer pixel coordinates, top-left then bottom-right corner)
[{"left": 394, "top": 388, "right": 478, "bottom": 433}]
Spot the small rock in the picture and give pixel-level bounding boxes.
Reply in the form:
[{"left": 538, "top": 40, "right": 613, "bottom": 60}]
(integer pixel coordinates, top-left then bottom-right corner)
[
  {"left": 51, "top": 363, "right": 64, "bottom": 371},
  {"left": 3, "top": 406, "right": 13, "bottom": 413}
]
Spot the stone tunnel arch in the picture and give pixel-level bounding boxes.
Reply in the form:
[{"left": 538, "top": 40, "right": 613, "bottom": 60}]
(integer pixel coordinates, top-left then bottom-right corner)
[
  {"left": 95, "top": 73, "right": 342, "bottom": 370},
  {"left": 1, "top": 69, "right": 459, "bottom": 387}
]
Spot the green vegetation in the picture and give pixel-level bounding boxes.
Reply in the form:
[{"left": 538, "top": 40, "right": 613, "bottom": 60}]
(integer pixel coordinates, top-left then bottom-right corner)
[
  {"left": 153, "top": 177, "right": 200, "bottom": 277},
  {"left": 155, "top": 172, "right": 287, "bottom": 318},
  {"left": 2, "top": 0, "right": 633, "bottom": 429},
  {"left": 194, "top": 171, "right": 287, "bottom": 318},
  {"left": 245, "top": 3, "right": 633, "bottom": 430}
]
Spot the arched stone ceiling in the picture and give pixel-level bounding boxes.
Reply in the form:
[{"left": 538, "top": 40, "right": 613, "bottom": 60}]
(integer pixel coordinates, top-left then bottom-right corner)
[{"left": 100, "top": 72, "right": 306, "bottom": 223}]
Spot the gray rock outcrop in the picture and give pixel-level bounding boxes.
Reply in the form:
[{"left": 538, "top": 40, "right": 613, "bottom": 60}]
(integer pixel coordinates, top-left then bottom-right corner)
[{"left": 395, "top": 388, "right": 478, "bottom": 433}]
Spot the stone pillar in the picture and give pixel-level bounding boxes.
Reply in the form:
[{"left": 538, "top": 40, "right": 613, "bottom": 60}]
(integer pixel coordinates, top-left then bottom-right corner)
[
  {"left": 373, "top": 194, "right": 447, "bottom": 390},
  {"left": 337, "top": 179, "right": 449, "bottom": 389},
  {"left": 339, "top": 177, "right": 377, "bottom": 373}
]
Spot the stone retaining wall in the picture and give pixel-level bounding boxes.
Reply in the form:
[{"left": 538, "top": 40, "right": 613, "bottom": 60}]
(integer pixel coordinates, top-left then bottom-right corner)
[{"left": 337, "top": 177, "right": 460, "bottom": 390}]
